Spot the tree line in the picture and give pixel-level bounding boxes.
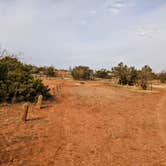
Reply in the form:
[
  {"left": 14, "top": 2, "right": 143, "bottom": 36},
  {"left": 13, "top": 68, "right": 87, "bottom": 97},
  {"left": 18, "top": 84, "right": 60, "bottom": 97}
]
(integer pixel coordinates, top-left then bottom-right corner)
[
  {"left": 0, "top": 51, "right": 166, "bottom": 103},
  {"left": 71, "top": 63, "right": 166, "bottom": 90}
]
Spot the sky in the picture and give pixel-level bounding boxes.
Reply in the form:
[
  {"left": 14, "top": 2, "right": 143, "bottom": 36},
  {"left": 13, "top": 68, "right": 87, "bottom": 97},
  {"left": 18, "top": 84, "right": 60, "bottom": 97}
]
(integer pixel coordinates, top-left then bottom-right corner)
[{"left": 0, "top": 0, "right": 166, "bottom": 71}]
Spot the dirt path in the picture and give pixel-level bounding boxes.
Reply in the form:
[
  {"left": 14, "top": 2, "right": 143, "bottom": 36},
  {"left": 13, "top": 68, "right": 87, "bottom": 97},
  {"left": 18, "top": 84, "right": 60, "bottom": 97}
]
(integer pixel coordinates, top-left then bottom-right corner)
[
  {"left": 1, "top": 80, "right": 166, "bottom": 165},
  {"left": 54, "top": 82, "right": 166, "bottom": 166}
]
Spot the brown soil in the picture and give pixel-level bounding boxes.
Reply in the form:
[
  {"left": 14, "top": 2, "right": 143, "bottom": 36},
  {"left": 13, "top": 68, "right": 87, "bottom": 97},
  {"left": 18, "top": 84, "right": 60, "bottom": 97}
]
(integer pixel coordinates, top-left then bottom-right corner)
[{"left": 1, "top": 79, "right": 166, "bottom": 166}]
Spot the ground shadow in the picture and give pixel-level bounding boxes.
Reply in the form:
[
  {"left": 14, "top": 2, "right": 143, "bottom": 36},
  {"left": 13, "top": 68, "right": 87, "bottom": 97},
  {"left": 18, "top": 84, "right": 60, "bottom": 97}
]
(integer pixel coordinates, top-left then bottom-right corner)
[{"left": 26, "top": 117, "right": 45, "bottom": 122}]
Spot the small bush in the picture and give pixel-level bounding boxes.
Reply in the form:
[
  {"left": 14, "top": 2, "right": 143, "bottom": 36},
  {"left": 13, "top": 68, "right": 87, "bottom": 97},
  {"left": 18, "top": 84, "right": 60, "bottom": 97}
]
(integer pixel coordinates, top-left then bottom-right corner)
[
  {"left": 46, "top": 66, "right": 56, "bottom": 77},
  {"left": 112, "top": 63, "right": 138, "bottom": 85},
  {"left": 138, "top": 65, "right": 153, "bottom": 90},
  {"left": 72, "top": 66, "right": 93, "bottom": 80},
  {"left": 158, "top": 71, "right": 166, "bottom": 83},
  {"left": 95, "top": 69, "right": 112, "bottom": 79}
]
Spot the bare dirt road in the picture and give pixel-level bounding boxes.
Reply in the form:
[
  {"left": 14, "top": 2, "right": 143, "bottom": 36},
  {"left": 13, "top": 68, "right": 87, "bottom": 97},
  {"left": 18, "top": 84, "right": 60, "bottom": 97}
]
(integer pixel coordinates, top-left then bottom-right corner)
[{"left": 1, "top": 79, "right": 166, "bottom": 166}]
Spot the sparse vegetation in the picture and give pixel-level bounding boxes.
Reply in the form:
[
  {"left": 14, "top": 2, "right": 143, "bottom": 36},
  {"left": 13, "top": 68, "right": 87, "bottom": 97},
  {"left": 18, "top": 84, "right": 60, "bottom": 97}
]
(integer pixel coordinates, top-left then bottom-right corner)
[{"left": 0, "top": 48, "right": 164, "bottom": 104}]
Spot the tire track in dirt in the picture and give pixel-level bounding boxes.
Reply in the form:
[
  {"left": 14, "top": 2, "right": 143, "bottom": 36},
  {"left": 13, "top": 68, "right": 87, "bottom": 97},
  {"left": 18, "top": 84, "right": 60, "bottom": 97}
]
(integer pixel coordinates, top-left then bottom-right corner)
[{"left": 53, "top": 88, "right": 81, "bottom": 165}]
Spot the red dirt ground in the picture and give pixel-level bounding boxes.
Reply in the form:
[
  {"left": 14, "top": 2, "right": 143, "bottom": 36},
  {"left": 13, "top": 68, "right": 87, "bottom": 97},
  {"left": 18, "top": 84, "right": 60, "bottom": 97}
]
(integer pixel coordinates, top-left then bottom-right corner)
[{"left": 1, "top": 79, "right": 166, "bottom": 166}]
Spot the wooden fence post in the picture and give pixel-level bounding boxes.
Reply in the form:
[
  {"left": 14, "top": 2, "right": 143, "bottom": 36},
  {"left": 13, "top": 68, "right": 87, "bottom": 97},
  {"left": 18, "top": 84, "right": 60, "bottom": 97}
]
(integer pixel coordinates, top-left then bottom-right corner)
[
  {"left": 37, "top": 95, "right": 43, "bottom": 109},
  {"left": 22, "top": 103, "right": 29, "bottom": 122}
]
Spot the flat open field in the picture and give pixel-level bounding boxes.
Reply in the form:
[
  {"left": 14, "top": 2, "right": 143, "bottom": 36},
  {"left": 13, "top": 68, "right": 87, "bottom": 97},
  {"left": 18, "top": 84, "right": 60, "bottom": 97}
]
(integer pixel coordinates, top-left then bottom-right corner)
[{"left": 1, "top": 79, "right": 166, "bottom": 166}]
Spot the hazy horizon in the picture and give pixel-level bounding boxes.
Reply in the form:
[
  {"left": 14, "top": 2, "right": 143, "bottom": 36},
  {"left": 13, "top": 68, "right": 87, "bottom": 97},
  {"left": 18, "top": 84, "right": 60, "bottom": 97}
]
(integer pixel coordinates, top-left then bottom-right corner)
[{"left": 0, "top": 0, "right": 166, "bottom": 72}]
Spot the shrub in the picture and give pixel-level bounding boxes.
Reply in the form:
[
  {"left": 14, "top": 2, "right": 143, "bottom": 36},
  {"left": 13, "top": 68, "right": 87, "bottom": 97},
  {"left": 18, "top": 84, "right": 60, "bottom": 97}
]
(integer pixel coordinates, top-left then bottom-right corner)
[
  {"left": 158, "top": 71, "right": 166, "bottom": 83},
  {"left": 112, "top": 63, "right": 138, "bottom": 85},
  {"left": 0, "top": 55, "right": 51, "bottom": 103},
  {"left": 138, "top": 65, "right": 153, "bottom": 90},
  {"left": 95, "top": 69, "right": 112, "bottom": 79},
  {"left": 46, "top": 66, "right": 56, "bottom": 77},
  {"left": 112, "top": 63, "right": 129, "bottom": 85},
  {"left": 36, "top": 66, "right": 57, "bottom": 77},
  {"left": 71, "top": 66, "right": 93, "bottom": 80},
  {"left": 111, "top": 63, "right": 155, "bottom": 89},
  {"left": 127, "top": 67, "right": 139, "bottom": 86}
]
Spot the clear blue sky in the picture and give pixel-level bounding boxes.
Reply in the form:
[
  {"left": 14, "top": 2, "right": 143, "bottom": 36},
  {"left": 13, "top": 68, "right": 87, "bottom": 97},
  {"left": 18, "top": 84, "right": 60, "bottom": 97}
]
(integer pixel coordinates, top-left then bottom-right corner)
[{"left": 0, "top": 0, "right": 166, "bottom": 71}]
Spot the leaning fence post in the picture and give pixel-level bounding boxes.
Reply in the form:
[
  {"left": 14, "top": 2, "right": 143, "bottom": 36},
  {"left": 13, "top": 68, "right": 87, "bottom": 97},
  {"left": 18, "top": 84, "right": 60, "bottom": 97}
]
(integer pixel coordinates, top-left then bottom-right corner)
[
  {"left": 37, "top": 95, "right": 43, "bottom": 109},
  {"left": 22, "top": 103, "right": 29, "bottom": 122}
]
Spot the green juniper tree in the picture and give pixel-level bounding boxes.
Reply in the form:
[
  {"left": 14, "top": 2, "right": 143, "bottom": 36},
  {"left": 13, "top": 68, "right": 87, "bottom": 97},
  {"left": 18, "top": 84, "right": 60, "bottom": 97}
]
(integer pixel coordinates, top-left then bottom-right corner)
[{"left": 0, "top": 55, "right": 51, "bottom": 103}]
